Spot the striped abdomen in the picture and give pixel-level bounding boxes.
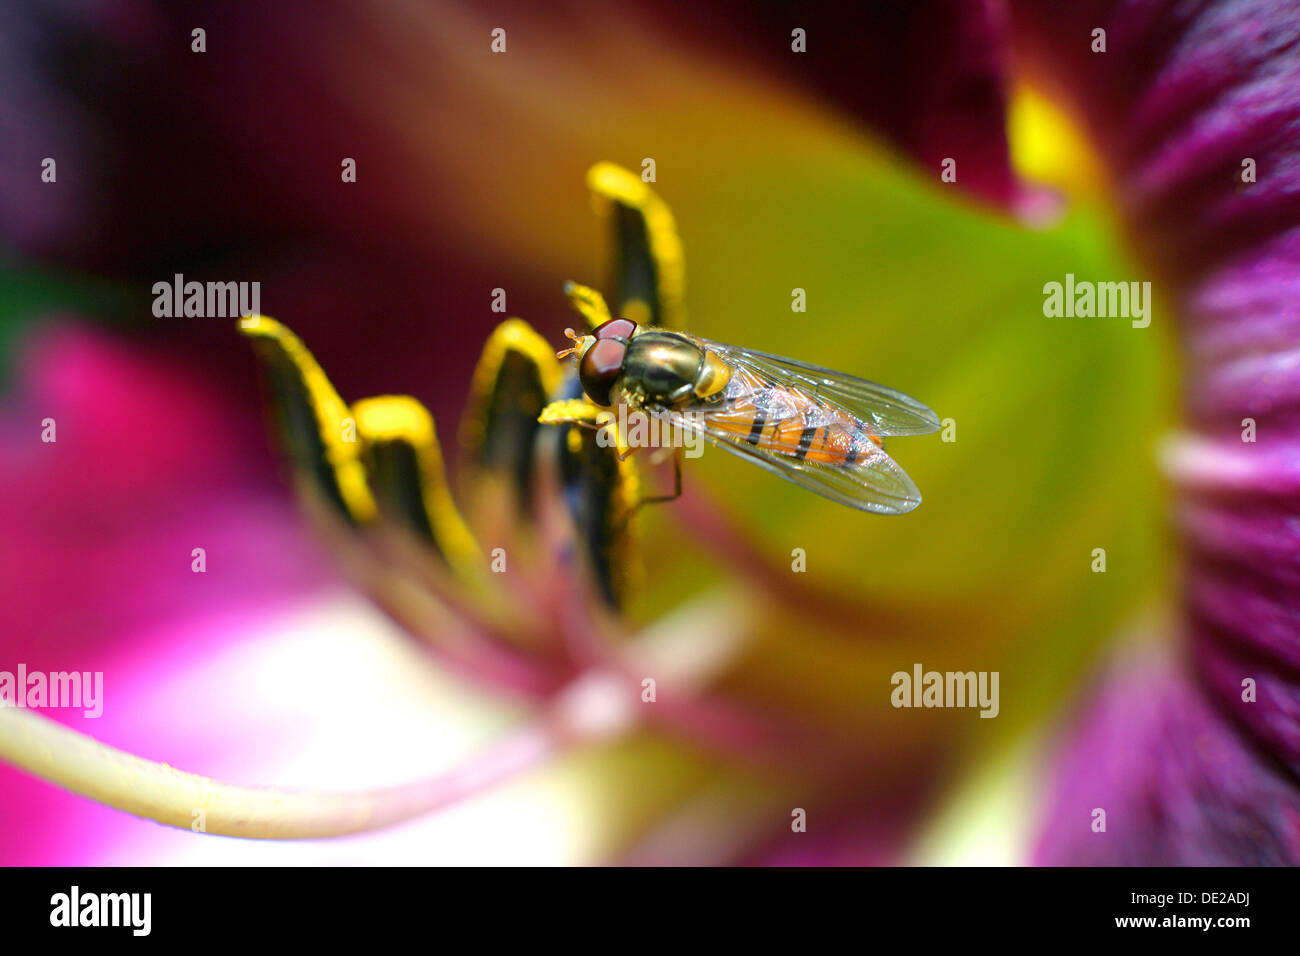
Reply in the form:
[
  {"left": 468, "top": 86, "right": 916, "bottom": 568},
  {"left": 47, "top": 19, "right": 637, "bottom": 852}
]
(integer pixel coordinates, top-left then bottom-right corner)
[{"left": 692, "top": 370, "right": 882, "bottom": 464}]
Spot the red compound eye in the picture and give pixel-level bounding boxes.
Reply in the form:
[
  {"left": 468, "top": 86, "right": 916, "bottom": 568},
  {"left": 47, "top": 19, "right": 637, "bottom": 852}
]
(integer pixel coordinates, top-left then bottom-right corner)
[
  {"left": 591, "top": 318, "right": 637, "bottom": 342},
  {"left": 579, "top": 338, "right": 627, "bottom": 406}
]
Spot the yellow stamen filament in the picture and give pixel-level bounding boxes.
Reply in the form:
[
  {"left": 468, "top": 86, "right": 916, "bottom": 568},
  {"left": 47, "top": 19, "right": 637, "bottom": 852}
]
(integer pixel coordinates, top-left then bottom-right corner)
[{"left": 0, "top": 704, "right": 554, "bottom": 839}]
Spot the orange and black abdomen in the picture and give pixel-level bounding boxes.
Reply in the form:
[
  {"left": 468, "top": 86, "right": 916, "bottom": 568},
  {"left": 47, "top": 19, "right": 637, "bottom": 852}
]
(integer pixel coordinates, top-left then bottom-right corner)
[{"left": 700, "top": 371, "right": 883, "bottom": 464}]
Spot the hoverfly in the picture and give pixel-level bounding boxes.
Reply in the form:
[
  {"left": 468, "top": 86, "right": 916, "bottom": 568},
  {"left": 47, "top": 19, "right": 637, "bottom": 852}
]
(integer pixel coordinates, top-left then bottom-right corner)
[{"left": 555, "top": 318, "right": 940, "bottom": 514}]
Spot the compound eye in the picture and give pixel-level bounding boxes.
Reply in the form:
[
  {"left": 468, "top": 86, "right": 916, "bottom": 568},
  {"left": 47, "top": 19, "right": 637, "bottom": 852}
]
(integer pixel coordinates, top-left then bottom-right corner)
[
  {"left": 579, "top": 339, "right": 626, "bottom": 406},
  {"left": 592, "top": 318, "right": 637, "bottom": 342}
]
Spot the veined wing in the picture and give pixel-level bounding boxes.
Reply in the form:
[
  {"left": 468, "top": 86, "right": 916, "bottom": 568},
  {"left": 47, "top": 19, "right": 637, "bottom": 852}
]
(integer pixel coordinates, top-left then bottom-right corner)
[
  {"left": 695, "top": 336, "right": 940, "bottom": 437},
  {"left": 650, "top": 403, "right": 923, "bottom": 514}
]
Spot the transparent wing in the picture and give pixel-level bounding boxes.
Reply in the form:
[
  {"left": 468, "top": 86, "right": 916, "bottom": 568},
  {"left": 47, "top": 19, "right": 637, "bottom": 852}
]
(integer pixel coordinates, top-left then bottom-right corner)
[
  {"left": 696, "top": 337, "right": 940, "bottom": 437},
  {"left": 650, "top": 405, "right": 923, "bottom": 515}
]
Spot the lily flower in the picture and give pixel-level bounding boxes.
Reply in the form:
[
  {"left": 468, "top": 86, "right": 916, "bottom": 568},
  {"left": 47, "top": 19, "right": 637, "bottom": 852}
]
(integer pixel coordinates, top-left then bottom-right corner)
[{"left": 1, "top": 0, "right": 1297, "bottom": 866}]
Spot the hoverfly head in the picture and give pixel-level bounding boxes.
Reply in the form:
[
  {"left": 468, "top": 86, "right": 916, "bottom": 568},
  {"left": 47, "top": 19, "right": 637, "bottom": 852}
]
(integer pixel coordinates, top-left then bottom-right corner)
[{"left": 558, "top": 319, "right": 638, "bottom": 407}]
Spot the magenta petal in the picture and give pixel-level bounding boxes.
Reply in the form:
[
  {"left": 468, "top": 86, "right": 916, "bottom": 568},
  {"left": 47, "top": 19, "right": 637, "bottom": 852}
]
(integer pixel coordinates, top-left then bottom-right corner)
[
  {"left": 1186, "top": 563, "right": 1300, "bottom": 671},
  {"left": 0, "top": 321, "right": 342, "bottom": 862},
  {"left": 1008, "top": 0, "right": 1300, "bottom": 863},
  {"left": 0, "top": 321, "right": 331, "bottom": 658},
  {"left": 1193, "top": 627, "right": 1300, "bottom": 778},
  {"left": 1033, "top": 651, "right": 1300, "bottom": 865}
]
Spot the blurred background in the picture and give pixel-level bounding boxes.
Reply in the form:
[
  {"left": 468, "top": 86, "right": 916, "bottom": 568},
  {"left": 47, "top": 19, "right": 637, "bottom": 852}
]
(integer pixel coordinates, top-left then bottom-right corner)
[{"left": 0, "top": 0, "right": 1181, "bottom": 864}]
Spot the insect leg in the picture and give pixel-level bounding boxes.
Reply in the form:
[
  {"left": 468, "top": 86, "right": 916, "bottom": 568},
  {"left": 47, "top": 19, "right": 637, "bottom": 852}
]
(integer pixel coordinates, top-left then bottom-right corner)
[{"left": 635, "top": 446, "right": 682, "bottom": 507}]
